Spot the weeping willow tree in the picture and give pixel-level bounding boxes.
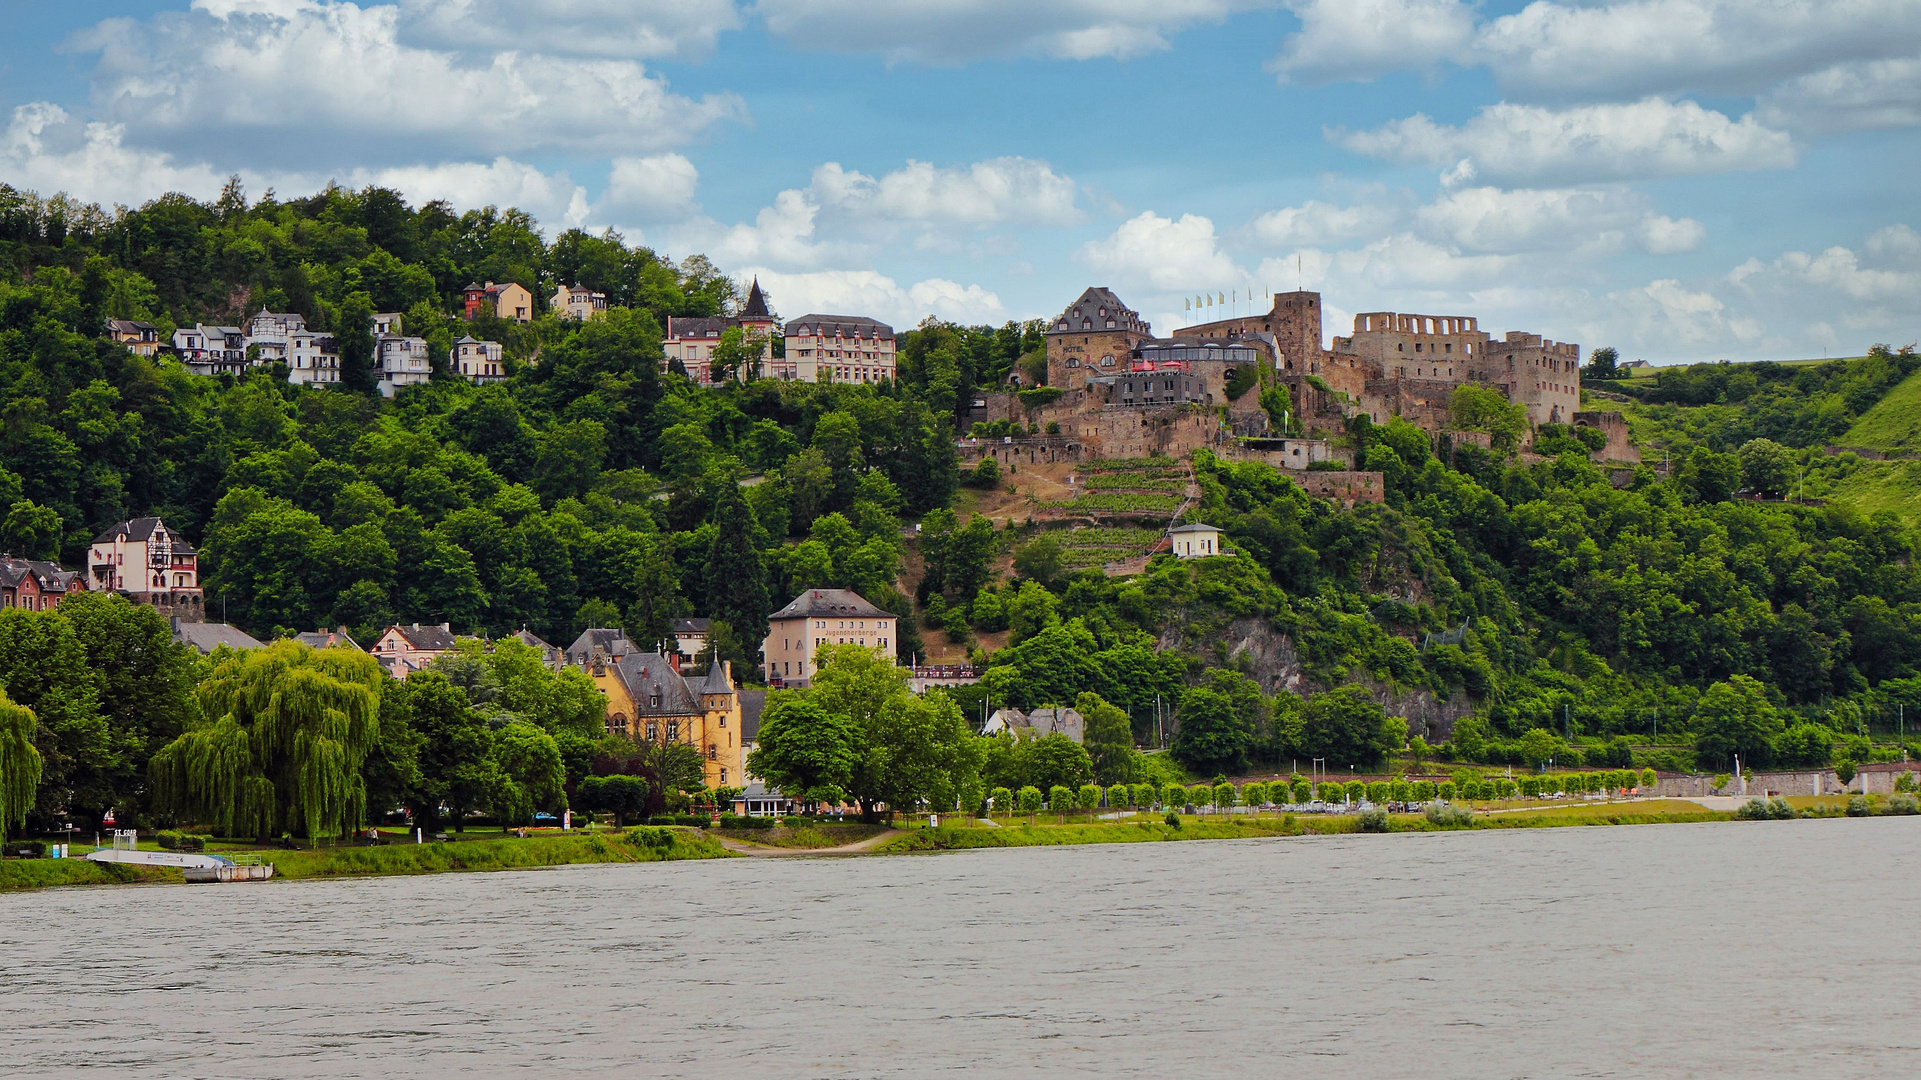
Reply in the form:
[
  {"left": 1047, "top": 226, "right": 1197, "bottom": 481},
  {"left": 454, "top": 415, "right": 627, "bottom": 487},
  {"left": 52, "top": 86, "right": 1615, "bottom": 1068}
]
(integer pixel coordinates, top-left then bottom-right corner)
[
  {"left": 0, "top": 689, "right": 41, "bottom": 845},
  {"left": 151, "top": 642, "right": 384, "bottom": 840}
]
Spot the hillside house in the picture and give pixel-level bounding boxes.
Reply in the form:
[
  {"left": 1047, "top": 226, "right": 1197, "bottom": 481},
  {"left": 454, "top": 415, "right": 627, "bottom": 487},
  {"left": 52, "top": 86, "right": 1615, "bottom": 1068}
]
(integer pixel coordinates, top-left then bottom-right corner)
[
  {"left": 371, "top": 623, "right": 458, "bottom": 676},
  {"left": 451, "top": 336, "right": 506, "bottom": 383},
  {"left": 376, "top": 334, "right": 431, "bottom": 397},
  {"left": 763, "top": 589, "right": 896, "bottom": 686},
  {"left": 1169, "top": 523, "right": 1224, "bottom": 558},
  {"left": 0, "top": 557, "right": 83, "bottom": 611},
  {"left": 171, "top": 324, "right": 248, "bottom": 376},
  {"left": 90, "top": 517, "right": 202, "bottom": 619},
  {"left": 550, "top": 284, "right": 607, "bottom": 321},
  {"left": 463, "top": 281, "right": 532, "bottom": 323},
  {"left": 779, "top": 314, "right": 895, "bottom": 385},
  {"left": 107, "top": 320, "right": 160, "bottom": 357}
]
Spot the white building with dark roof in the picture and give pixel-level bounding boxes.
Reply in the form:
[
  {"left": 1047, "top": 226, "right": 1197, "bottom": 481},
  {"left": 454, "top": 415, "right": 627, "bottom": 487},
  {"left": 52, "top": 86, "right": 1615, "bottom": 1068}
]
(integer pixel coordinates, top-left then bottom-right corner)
[
  {"left": 90, "top": 517, "right": 202, "bottom": 619},
  {"left": 779, "top": 314, "right": 895, "bottom": 385},
  {"left": 762, "top": 589, "right": 897, "bottom": 686},
  {"left": 376, "top": 334, "right": 431, "bottom": 397},
  {"left": 451, "top": 336, "right": 505, "bottom": 383},
  {"left": 1168, "top": 522, "right": 1225, "bottom": 558}
]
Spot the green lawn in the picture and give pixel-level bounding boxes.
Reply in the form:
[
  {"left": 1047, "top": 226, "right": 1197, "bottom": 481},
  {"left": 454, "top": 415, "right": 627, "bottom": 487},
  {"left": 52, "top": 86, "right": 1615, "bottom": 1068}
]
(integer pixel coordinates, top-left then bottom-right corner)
[{"left": 1841, "top": 367, "right": 1921, "bottom": 452}]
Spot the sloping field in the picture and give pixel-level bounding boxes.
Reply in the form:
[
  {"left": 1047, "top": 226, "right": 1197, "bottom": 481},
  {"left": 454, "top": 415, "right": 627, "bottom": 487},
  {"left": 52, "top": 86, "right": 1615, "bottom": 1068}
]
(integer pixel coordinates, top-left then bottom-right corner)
[{"left": 1840, "top": 367, "right": 1921, "bottom": 451}]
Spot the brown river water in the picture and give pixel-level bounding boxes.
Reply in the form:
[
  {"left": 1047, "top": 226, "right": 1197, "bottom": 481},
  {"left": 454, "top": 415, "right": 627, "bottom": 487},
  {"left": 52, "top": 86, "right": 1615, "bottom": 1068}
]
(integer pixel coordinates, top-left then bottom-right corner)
[{"left": 2, "top": 817, "right": 1916, "bottom": 1078}]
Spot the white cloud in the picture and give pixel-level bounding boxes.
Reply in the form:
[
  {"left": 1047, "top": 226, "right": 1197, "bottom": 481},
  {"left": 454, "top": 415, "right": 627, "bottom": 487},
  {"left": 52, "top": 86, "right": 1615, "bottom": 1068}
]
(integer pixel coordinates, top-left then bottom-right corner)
[
  {"left": 1758, "top": 55, "right": 1921, "bottom": 132},
  {"left": 596, "top": 154, "right": 700, "bottom": 221},
  {"left": 1077, "top": 211, "right": 1240, "bottom": 291},
  {"left": 1415, "top": 186, "right": 1703, "bottom": 254},
  {"left": 1728, "top": 225, "right": 1921, "bottom": 303},
  {"left": 1249, "top": 199, "right": 1387, "bottom": 246},
  {"left": 1337, "top": 98, "right": 1797, "bottom": 185},
  {"left": 736, "top": 268, "right": 1006, "bottom": 325},
  {"left": 395, "top": 0, "right": 740, "bottom": 59},
  {"left": 72, "top": 1, "right": 742, "bottom": 165},
  {"left": 0, "top": 103, "right": 233, "bottom": 207},
  {"left": 1606, "top": 278, "right": 1763, "bottom": 349},
  {"left": 350, "top": 157, "right": 591, "bottom": 230},
  {"left": 754, "top": 0, "right": 1273, "bottom": 63},
  {"left": 1474, "top": 0, "right": 1921, "bottom": 101},
  {"left": 1267, "top": 0, "right": 1474, "bottom": 84},
  {"left": 809, "top": 158, "right": 1081, "bottom": 227}
]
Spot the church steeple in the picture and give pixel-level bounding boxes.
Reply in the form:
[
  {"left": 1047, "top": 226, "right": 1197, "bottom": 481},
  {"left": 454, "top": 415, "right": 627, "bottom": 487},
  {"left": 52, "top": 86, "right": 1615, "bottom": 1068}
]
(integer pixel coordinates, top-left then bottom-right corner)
[{"left": 741, "top": 277, "right": 770, "bottom": 318}]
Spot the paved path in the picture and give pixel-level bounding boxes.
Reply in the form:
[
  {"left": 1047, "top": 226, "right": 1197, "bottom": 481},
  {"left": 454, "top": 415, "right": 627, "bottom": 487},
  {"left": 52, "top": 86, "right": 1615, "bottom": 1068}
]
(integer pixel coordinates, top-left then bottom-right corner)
[{"left": 712, "top": 831, "right": 902, "bottom": 857}]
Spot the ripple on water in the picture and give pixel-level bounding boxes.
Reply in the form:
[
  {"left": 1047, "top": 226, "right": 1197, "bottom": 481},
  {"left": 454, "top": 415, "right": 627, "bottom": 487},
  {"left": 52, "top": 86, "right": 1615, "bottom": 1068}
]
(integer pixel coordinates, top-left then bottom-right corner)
[{"left": 2, "top": 819, "right": 1919, "bottom": 1077}]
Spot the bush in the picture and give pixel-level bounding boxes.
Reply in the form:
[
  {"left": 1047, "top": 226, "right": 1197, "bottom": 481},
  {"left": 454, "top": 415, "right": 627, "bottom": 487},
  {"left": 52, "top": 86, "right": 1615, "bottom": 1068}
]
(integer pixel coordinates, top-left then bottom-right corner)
[
  {"left": 1213, "top": 782, "right": 1236, "bottom": 809},
  {"left": 1640, "top": 768, "right": 1658, "bottom": 790},
  {"left": 1888, "top": 793, "right": 1920, "bottom": 816},
  {"left": 624, "top": 826, "right": 677, "bottom": 851},
  {"left": 1130, "top": 782, "right": 1155, "bottom": 809},
  {"left": 4, "top": 840, "right": 46, "bottom": 858},
  {"left": 1389, "top": 779, "right": 1412, "bottom": 803},
  {"left": 1358, "top": 808, "right": 1390, "bottom": 832},
  {"left": 1847, "top": 796, "right": 1876, "bottom": 817},
  {"left": 1412, "top": 780, "right": 1436, "bottom": 801},
  {"left": 1424, "top": 801, "right": 1474, "bottom": 827},
  {"left": 1291, "top": 777, "right": 1312, "bottom": 803},
  {"left": 155, "top": 830, "right": 206, "bottom": 852},
  {"left": 1162, "top": 782, "right": 1187, "bottom": 809},
  {"left": 1241, "top": 781, "right": 1267, "bottom": 806},
  {"left": 990, "top": 786, "right": 1012, "bottom": 813},
  {"left": 1343, "top": 779, "right": 1366, "bottom": 802},
  {"left": 1077, "top": 784, "right": 1102, "bottom": 813},
  {"left": 1188, "top": 783, "right": 1211, "bottom": 807},
  {"left": 1165, "top": 810, "right": 1181, "bottom": 828},
  {"left": 1735, "top": 798, "right": 1790, "bottom": 821},
  {"left": 1048, "top": 785, "right": 1074, "bottom": 813},
  {"left": 1107, "top": 783, "right": 1130, "bottom": 809},
  {"left": 717, "top": 814, "right": 774, "bottom": 830},
  {"left": 1365, "top": 780, "right": 1389, "bottom": 804},
  {"left": 1437, "top": 781, "right": 1455, "bottom": 800},
  {"left": 1896, "top": 772, "right": 1919, "bottom": 794}
]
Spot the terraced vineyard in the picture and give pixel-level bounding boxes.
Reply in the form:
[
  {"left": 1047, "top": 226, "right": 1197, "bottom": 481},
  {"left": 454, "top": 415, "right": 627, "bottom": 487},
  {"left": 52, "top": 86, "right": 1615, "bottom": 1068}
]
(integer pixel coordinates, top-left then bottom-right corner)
[
  {"left": 1041, "top": 455, "right": 1193, "bottom": 521},
  {"left": 1058, "top": 492, "right": 1184, "bottom": 515},
  {"left": 1054, "top": 527, "right": 1166, "bottom": 569},
  {"left": 1082, "top": 473, "right": 1186, "bottom": 492}
]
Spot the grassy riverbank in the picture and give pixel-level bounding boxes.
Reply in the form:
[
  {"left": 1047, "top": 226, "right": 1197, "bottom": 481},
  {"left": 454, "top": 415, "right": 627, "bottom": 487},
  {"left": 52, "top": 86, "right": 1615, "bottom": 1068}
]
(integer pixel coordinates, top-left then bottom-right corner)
[
  {"left": 0, "top": 827, "right": 728, "bottom": 892},
  {"left": 0, "top": 801, "right": 1748, "bottom": 892}
]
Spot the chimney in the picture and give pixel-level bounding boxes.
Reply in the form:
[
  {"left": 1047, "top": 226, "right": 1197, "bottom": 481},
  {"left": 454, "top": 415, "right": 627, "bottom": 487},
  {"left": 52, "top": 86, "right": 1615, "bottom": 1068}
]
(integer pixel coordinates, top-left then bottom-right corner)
[
  {"left": 440, "top": 622, "right": 450, "bottom": 632},
  {"left": 722, "top": 659, "right": 731, "bottom": 685}
]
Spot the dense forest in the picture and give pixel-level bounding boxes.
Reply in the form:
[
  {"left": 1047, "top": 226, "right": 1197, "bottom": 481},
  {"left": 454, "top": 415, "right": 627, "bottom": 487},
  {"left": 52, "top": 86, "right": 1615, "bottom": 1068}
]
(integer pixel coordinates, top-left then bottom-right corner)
[{"left": 3, "top": 178, "right": 1921, "bottom": 839}]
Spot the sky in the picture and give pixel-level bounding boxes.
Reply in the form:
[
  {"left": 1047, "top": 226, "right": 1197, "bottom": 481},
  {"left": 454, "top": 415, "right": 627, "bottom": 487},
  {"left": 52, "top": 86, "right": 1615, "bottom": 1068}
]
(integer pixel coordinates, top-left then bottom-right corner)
[{"left": 3, "top": 1, "right": 1920, "bottom": 364}]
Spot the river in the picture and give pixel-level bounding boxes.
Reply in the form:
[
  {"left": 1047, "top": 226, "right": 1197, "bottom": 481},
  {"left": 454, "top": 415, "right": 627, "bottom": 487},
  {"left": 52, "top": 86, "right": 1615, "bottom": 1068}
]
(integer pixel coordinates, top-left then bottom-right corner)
[{"left": 3, "top": 818, "right": 1916, "bottom": 1077}]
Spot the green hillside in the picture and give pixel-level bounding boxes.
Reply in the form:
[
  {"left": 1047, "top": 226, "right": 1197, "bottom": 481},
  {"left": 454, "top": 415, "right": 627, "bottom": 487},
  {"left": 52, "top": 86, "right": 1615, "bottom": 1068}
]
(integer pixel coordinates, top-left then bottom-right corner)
[{"left": 1841, "top": 367, "right": 1921, "bottom": 452}]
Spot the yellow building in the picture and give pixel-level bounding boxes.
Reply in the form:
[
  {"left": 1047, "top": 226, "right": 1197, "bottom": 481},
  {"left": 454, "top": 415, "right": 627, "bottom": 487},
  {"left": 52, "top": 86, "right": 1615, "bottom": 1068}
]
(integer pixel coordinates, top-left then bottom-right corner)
[
  {"left": 582, "top": 648, "right": 745, "bottom": 789},
  {"left": 762, "top": 588, "right": 897, "bottom": 687}
]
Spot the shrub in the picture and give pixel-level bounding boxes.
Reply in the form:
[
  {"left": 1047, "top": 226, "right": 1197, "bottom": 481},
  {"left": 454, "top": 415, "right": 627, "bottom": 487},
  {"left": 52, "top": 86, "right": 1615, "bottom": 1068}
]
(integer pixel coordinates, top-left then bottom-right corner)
[
  {"left": 1640, "top": 768, "right": 1658, "bottom": 790},
  {"left": 1130, "top": 782, "right": 1155, "bottom": 808},
  {"left": 1358, "top": 808, "right": 1390, "bottom": 832},
  {"left": 1834, "top": 758, "right": 1858, "bottom": 787},
  {"left": 625, "top": 826, "right": 677, "bottom": 851},
  {"left": 1389, "top": 779, "right": 1412, "bottom": 803},
  {"left": 1343, "top": 779, "right": 1366, "bottom": 802},
  {"left": 1188, "top": 783, "right": 1211, "bottom": 807},
  {"left": 1108, "top": 784, "right": 1131, "bottom": 809},
  {"left": 1888, "top": 793, "right": 1920, "bottom": 816},
  {"left": 1018, "top": 786, "right": 1043, "bottom": 814},
  {"left": 1412, "top": 780, "right": 1436, "bottom": 801},
  {"left": 1424, "top": 801, "right": 1474, "bottom": 827},
  {"left": 1436, "top": 781, "right": 1455, "bottom": 800},
  {"left": 990, "top": 786, "right": 1012, "bottom": 813},
  {"left": 1365, "top": 780, "right": 1389, "bottom": 804},
  {"left": 1077, "top": 784, "right": 1103, "bottom": 814},
  {"left": 1497, "top": 778, "right": 1518, "bottom": 798},
  {"left": 155, "top": 830, "right": 206, "bottom": 852},
  {"left": 1165, "top": 810, "right": 1181, "bottom": 828},
  {"left": 1162, "top": 782, "right": 1187, "bottom": 809},
  {"left": 1048, "top": 785, "right": 1075, "bottom": 814},
  {"left": 1291, "top": 777, "right": 1312, "bottom": 802},
  {"left": 1735, "top": 798, "right": 1772, "bottom": 820},
  {"left": 1213, "top": 782, "right": 1236, "bottom": 809},
  {"left": 1847, "top": 796, "right": 1875, "bottom": 817},
  {"left": 1242, "top": 781, "right": 1267, "bottom": 806},
  {"left": 1895, "top": 772, "right": 1919, "bottom": 794},
  {"left": 4, "top": 840, "right": 46, "bottom": 858},
  {"left": 1712, "top": 772, "right": 1732, "bottom": 793}
]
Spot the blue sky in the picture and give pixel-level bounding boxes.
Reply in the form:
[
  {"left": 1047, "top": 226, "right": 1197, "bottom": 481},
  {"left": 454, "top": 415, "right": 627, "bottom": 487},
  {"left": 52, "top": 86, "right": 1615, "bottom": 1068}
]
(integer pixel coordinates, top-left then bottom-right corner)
[{"left": 4, "top": 1, "right": 1920, "bottom": 363}]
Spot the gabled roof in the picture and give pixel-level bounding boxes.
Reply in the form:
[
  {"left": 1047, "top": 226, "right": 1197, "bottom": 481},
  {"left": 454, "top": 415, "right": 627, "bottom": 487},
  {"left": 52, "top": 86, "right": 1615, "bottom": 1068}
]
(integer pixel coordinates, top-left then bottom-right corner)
[
  {"left": 784, "top": 314, "right": 895, "bottom": 341},
  {"left": 673, "top": 618, "right": 711, "bottom": 634},
  {"left": 566, "top": 627, "right": 635, "bottom": 661},
  {"left": 1168, "top": 522, "right": 1222, "bottom": 534},
  {"left": 611, "top": 652, "right": 701, "bottom": 717},
  {"left": 387, "top": 623, "right": 457, "bottom": 651},
  {"left": 1048, "top": 287, "right": 1150, "bottom": 336},
  {"left": 770, "top": 589, "right": 891, "bottom": 621},
  {"left": 93, "top": 517, "right": 166, "bottom": 544},
  {"left": 0, "top": 558, "right": 77, "bottom": 593},
  {"left": 294, "top": 626, "right": 362, "bottom": 651},
  {"left": 513, "top": 628, "right": 556, "bottom": 652},
  {"left": 741, "top": 278, "right": 770, "bottom": 318},
  {"left": 665, "top": 316, "right": 730, "bottom": 340},
  {"left": 175, "top": 622, "right": 264, "bottom": 655}
]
